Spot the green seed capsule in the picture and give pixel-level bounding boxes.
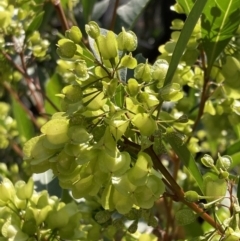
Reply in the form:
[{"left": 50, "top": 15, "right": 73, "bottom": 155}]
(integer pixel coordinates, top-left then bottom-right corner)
[
  {"left": 184, "top": 190, "right": 199, "bottom": 202},
  {"left": 85, "top": 21, "right": 100, "bottom": 39}
]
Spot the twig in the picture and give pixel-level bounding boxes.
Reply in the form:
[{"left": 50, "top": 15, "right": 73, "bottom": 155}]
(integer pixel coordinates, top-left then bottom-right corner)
[
  {"left": 9, "top": 140, "right": 24, "bottom": 158},
  {"left": 110, "top": 0, "right": 120, "bottom": 31},
  {"left": 1, "top": 51, "right": 60, "bottom": 112},
  {"left": 3, "top": 82, "right": 41, "bottom": 129},
  {"left": 51, "top": 0, "right": 69, "bottom": 32},
  {"left": 187, "top": 47, "right": 209, "bottom": 143}
]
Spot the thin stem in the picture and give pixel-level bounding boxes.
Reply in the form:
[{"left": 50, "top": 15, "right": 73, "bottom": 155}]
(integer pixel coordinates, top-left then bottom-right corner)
[
  {"left": 51, "top": 0, "right": 69, "bottom": 32},
  {"left": 187, "top": 47, "right": 209, "bottom": 143},
  {"left": 1, "top": 51, "right": 59, "bottom": 112},
  {"left": 110, "top": 0, "right": 120, "bottom": 31},
  {"left": 9, "top": 140, "right": 24, "bottom": 158},
  {"left": 3, "top": 82, "right": 41, "bottom": 129},
  {"left": 19, "top": 51, "right": 44, "bottom": 113}
]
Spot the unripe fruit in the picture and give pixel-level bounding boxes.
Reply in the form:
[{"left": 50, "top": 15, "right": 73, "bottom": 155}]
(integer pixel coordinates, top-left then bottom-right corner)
[
  {"left": 0, "top": 178, "right": 15, "bottom": 204},
  {"left": 120, "top": 54, "right": 137, "bottom": 69},
  {"left": 126, "top": 78, "right": 140, "bottom": 96},
  {"left": 127, "top": 152, "right": 151, "bottom": 186},
  {"left": 151, "top": 59, "right": 169, "bottom": 88},
  {"left": 62, "top": 84, "right": 82, "bottom": 103},
  {"left": 117, "top": 27, "right": 137, "bottom": 52},
  {"left": 98, "top": 31, "right": 118, "bottom": 60},
  {"left": 184, "top": 190, "right": 199, "bottom": 202},
  {"left": 134, "top": 61, "right": 152, "bottom": 83},
  {"left": 57, "top": 39, "right": 77, "bottom": 58},
  {"left": 15, "top": 177, "right": 34, "bottom": 200},
  {"left": 41, "top": 118, "right": 69, "bottom": 145},
  {"left": 131, "top": 113, "right": 157, "bottom": 136},
  {"left": 65, "top": 26, "right": 82, "bottom": 43},
  {"left": 85, "top": 21, "right": 100, "bottom": 39},
  {"left": 159, "top": 83, "right": 183, "bottom": 101}
]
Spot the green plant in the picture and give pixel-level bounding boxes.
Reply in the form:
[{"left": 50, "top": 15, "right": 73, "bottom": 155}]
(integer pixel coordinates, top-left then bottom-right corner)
[{"left": 1, "top": 0, "right": 240, "bottom": 240}]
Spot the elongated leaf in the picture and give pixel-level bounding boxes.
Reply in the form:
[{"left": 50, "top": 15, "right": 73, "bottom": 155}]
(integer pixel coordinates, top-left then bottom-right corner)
[
  {"left": 44, "top": 73, "right": 63, "bottom": 114},
  {"left": 164, "top": 0, "right": 208, "bottom": 86},
  {"left": 81, "top": 0, "right": 97, "bottom": 22},
  {"left": 202, "top": 0, "right": 240, "bottom": 74},
  {"left": 92, "top": 0, "right": 110, "bottom": 21},
  {"left": 116, "top": 0, "right": 151, "bottom": 30},
  {"left": 26, "top": 11, "right": 45, "bottom": 35},
  {"left": 165, "top": 129, "right": 204, "bottom": 193},
  {"left": 224, "top": 139, "right": 240, "bottom": 155},
  {"left": 11, "top": 97, "right": 34, "bottom": 145}
]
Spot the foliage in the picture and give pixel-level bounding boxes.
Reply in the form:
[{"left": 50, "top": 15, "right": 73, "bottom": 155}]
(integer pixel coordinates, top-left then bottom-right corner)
[{"left": 0, "top": 0, "right": 240, "bottom": 240}]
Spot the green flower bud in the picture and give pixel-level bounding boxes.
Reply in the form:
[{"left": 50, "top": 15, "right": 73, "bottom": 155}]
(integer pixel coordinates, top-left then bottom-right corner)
[
  {"left": 98, "top": 31, "right": 118, "bottom": 60},
  {"left": 184, "top": 190, "right": 199, "bottom": 202},
  {"left": 85, "top": 21, "right": 100, "bottom": 39},
  {"left": 65, "top": 26, "right": 82, "bottom": 43},
  {"left": 117, "top": 27, "right": 137, "bottom": 52},
  {"left": 201, "top": 154, "right": 214, "bottom": 168},
  {"left": 0, "top": 178, "right": 15, "bottom": 204},
  {"left": 216, "top": 153, "right": 232, "bottom": 170},
  {"left": 134, "top": 60, "right": 152, "bottom": 82}
]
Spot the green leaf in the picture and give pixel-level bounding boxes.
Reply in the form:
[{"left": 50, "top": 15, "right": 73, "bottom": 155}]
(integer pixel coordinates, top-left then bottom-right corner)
[
  {"left": 114, "top": 84, "right": 125, "bottom": 108},
  {"left": 177, "top": 0, "right": 195, "bottom": 14},
  {"left": 11, "top": 97, "right": 34, "bottom": 145},
  {"left": 81, "top": 0, "right": 97, "bottom": 22},
  {"left": 44, "top": 73, "right": 63, "bottom": 114},
  {"left": 116, "top": 0, "right": 151, "bottom": 30},
  {"left": 164, "top": 0, "right": 208, "bottom": 86},
  {"left": 165, "top": 128, "right": 204, "bottom": 193},
  {"left": 202, "top": 0, "right": 240, "bottom": 74},
  {"left": 26, "top": 11, "right": 45, "bottom": 35},
  {"left": 92, "top": 0, "right": 110, "bottom": 21}
]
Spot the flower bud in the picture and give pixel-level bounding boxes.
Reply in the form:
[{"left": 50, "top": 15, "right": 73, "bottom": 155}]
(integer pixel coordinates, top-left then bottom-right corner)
[
  {"left": 85, "top": 21, "right": 100, "bottom": 39},
  {"left": 216, "top": 153, "right": 232, "bottom": 170},
  {"left": 117, "top": 27, "right": 137, "bottom": 52},
  {"left": 201, "top": 154, "right": 214, "bottom": 168}
]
